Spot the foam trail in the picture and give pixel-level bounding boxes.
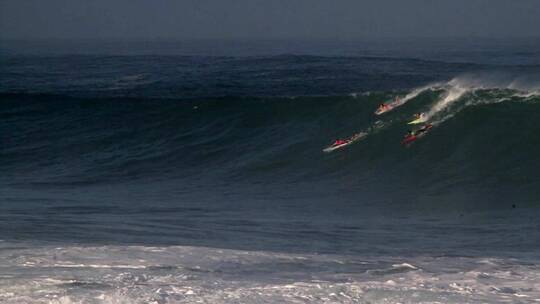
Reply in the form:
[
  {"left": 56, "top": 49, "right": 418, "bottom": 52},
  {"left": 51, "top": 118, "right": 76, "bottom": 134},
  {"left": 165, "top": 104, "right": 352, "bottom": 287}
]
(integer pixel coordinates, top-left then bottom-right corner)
[
  {"left": 402, "top": 83, "right": 440, "bottom": 103},
  {"left": 375, "top": 83, "right": 440, "bottom": 117},
  {"left": 390, "top": 83, "right": 441, "bottom": 111},
  {"left": 424, "top": 83, "right": 468, "bottom": 125},
  {"left": 513, "top": 90, "right": 540, "bottom": 99},
  {"left": 425, "top": 76, "right": 540, "bottom": 125}
]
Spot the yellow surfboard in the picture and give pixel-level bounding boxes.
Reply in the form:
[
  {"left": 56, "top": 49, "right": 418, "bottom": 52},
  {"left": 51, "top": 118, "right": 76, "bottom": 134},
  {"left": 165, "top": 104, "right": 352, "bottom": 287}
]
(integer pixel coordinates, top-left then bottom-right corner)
[
  {"left": 407, "top": 118, "right": 424, "bottom": 125},
  {"left": 408, "top": 114, "right": 426, "bottom": 125}
]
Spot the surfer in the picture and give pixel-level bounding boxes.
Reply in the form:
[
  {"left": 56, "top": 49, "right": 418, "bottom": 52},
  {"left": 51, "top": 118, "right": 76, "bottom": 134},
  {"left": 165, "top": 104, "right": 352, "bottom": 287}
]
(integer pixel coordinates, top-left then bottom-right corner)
[
  {"left": 323, "top": 132, "right": 367, "bottom": 152},
  {"left": 416, "top": 124, "right": 432, "bottom": 134},
  {"left": 408, "top": 112, "right": 427, "bottom": 125},
  {"left": 333, "top": 139, "right": 349, "bottom": 146},
  {"left": 332, "top": 132, "right": 362, "bottom": 147},
  {"left": 378, "top": 103, "right": 389, "bottom": 112},
  {"left": 402, "top": 124, "right": 432, "bottom": 145},
  {"left": 407, "top": 124, "right": 429, "bottom": 137}
]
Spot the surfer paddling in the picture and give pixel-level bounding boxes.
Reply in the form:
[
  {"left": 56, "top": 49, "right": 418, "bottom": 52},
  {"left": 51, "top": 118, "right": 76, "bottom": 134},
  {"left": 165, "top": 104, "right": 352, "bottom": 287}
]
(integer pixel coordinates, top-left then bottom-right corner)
[
  {"left": 332, "top": 139, "right": 349, "bottom": 147},
  {"left": 375, "top": 97, "right": 402, "bottom": 115},
  {"left": 323, "top": 132, "right": 367, "bottom": 153},
  {"left": 378, "top": 103, "right": 389, "bottom": 112},
  {"left": 402, "top": 124, "right": 433, "bottom": 145}
]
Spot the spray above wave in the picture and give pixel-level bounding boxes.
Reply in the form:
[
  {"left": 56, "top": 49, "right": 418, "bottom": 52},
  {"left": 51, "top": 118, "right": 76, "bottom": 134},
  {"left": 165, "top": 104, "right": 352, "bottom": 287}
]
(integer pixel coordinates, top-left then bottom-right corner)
[
  {"left": 364, "top": 74, "right": 540, "bottom": 126},
  {"left": 325, "top": 75, "right": 540, "bottom": 151},
  {"left": 415, "top": 75, "right": 540, "bottom": 125}
]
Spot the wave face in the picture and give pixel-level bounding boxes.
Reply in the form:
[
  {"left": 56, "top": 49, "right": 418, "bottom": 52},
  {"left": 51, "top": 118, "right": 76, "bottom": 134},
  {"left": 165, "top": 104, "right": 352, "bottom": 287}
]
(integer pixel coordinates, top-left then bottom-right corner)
[
  {"left": 2, "top": 81, "right": 540, "bottom": 248},
  {"left": 2, "top": 81, "right": 540, "bottom": 201},
  {"left": 1, "top": 41, "right": 540, "bottom": 303}
]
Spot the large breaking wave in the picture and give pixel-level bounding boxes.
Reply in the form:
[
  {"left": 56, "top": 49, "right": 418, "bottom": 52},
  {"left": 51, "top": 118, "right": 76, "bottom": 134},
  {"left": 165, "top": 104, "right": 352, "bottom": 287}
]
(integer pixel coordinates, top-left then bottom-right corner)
[{"left": 2, "top": 76, "right": 540, "bottom": 211}]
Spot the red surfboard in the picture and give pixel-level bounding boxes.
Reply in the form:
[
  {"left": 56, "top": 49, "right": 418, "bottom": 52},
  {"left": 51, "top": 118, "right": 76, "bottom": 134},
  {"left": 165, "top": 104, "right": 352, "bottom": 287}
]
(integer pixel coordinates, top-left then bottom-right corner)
[
  {"left": 401, "top": 124, "right": 433, "bottom": 145},
  {"left": 401, "top": 135, "right": 417, "bottom": 145}
]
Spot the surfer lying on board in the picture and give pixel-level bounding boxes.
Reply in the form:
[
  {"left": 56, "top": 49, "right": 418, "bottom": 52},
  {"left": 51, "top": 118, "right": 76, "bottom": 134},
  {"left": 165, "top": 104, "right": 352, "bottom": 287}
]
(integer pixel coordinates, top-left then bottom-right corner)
[
  {"left": 332, "top": 139, "right": 349, "bottom": 146},
  {"left": 331, "top": 132, "right": 365, "bottom": 147},
  {"left": 405, "top": 124, "right": 432, "bottom": 137},
  {"left": 401, "top": 124, "right": 433, "bottom": 145},
  {"left": 379, "top": 97, "right": 401, "bottom": 109},
  {"left": 323, "top": 132, "right": 367, "bottom": 152}
]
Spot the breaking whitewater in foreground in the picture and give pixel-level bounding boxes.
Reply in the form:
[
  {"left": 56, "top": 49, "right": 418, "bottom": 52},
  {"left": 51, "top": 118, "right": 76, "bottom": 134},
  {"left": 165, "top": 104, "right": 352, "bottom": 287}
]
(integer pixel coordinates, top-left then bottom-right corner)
[{"left": 2, "top": 244, "right": 539, "bottom": 304}]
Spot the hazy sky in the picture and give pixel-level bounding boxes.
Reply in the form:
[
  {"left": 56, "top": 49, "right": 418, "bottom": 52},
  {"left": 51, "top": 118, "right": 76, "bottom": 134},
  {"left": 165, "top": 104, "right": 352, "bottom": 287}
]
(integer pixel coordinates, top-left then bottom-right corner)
[{"left": 1, "top": 0, "right": 539, "bottom": 40}]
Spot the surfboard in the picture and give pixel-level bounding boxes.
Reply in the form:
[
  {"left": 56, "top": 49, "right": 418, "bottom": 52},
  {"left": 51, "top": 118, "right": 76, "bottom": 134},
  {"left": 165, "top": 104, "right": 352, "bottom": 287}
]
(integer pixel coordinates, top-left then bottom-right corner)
[
  {"left": 323, "top": 132, "right": 367, "bottom": 152},
  {"left": 375, "top": 105, "right": 393, "bottom": 115},
  {"left": 407, "top": 117, "right": 424, "bottom": 125},
  {"left": 401, "top": 135, "right": 417, "bottom": 145},
  {"left": 407, "top": 114, "right": 426, "bottom": 125}
]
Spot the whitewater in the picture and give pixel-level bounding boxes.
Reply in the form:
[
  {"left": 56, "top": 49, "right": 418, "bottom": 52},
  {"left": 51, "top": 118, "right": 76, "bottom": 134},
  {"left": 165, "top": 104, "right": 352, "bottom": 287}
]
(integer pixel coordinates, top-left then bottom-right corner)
[{"left": 2, "top": 243, "right": 539, "bottom": 304}]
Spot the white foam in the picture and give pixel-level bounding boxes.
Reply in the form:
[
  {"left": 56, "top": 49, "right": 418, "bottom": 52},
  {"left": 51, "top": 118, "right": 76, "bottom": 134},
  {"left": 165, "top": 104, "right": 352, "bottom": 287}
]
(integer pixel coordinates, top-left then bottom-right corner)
[
  {"left": 392, "top": 263, "right": 418, "bottom": 270},
  {"left": 411, "top": 74, "right": 540, "bottom": 127},
  {"left": 401, "top": 82, "right": 440, "bottom": 103},
  {"left": 424, "top": 82, "right": 469, "bottom": 124},
  {"left": 0, "top": 243, "right": 539, "bottom": 304},
  {"left": 52, "top": 263, "right": 147, "bottom": 269}
]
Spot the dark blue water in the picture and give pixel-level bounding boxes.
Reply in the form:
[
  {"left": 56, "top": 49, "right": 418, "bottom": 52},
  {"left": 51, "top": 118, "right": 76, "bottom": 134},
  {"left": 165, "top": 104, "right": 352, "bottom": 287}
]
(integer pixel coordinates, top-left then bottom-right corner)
[{"left": 1, "top": 39, "right": 540, "bottom": 303}]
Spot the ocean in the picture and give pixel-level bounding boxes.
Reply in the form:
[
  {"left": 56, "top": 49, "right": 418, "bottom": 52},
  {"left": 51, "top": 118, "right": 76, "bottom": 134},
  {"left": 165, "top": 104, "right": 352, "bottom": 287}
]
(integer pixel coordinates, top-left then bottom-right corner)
[{"left": 1, "top": 38, "right": 540, "bottom": 303}]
